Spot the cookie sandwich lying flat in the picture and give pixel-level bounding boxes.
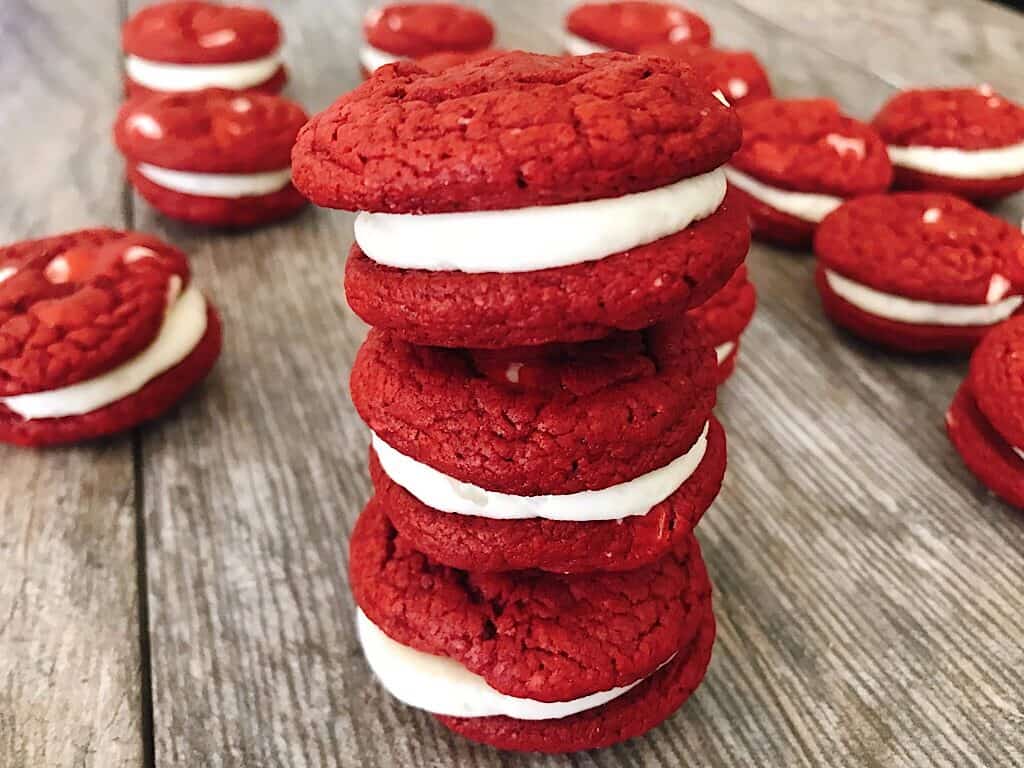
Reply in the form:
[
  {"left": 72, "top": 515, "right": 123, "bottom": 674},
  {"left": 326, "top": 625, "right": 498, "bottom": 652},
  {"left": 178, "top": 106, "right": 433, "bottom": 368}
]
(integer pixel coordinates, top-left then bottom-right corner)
[
  {"left": 360, "top": 3, "right": 494, "bottom": 75},
  {"left": 640, "top": 42, "right": 772, "bottom": 108},
  {"left": 564, "top": 1, "right": 712, "bottom": 54}
]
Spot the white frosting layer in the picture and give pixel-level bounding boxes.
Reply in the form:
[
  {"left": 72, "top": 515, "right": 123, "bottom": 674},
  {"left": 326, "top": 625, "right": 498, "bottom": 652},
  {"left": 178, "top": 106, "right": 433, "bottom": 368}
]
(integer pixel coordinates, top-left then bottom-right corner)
[
  {"left": 1013, "top": 446, "right": 1024, "bottom": 462},
  {"left": 136, "top": 163, "right": 292, "bottom": 198},
  {"left": 724, "top": 166, "right": 842, "bottom": 223},
  {"left": 359, "top": 43, "right": 403, "bottom": 73},
  {"left": 372, "top": 422, "right": 709, "bottom": 521},
  {"left": 2, "top": 284, "right": 208, "bottom": 419},
  {"left": 358, "top": 609, "right": 660, "bottom": 720},
  {"left": 824, "top": 270, "right": 1023, "bottom": 326},
  {"left": 355, "top": 169, "right": 727, "bottom": 273},
  {"left": 887, "top": 140, "right": 1024, "bottom": 180},
  {"left": 125, "top": 51, "right": 282, "bottom": 92},
  {"left": 563, "top": 31, "right": 611, "bottom": 55},
  {"left": 715, "top": 340, "right": 736, "bottom": 364}
]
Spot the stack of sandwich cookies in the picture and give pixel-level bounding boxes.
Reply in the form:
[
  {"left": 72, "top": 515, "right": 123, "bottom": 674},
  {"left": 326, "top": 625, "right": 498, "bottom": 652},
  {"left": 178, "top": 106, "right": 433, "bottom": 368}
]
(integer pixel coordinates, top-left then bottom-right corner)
[
  {"left": 115, "top": 89, "right": 308, "bottom": 228},
  {"left": 814, "top": 193, "right": 1024, "bottom": 352},
  {"left": 0, "top": 229, "right": 221, "bottom": 447},
  {"left": 123, "top": 1, "right": 287, "bottom": 97},
  {"left": 686, "top": 265, "right": 757, "bottom": 383},
  {"left": 564, "top": 1, "right": 712, "bottom": 55},
  {"left": 874, "top": 87, "right": 1024, "bottom": 201},
  {"left": 639, "top": 43, "right": 773, "bottom": 107},
  {"left": 726, "top": 99, "right": 892, "bottom": 247}
]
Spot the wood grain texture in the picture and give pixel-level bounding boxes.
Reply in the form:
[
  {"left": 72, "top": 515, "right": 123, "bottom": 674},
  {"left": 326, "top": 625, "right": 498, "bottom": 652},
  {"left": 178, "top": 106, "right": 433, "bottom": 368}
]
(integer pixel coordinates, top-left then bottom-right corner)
[{"left": 0, "top": 3, "right": 143, "bottom": 768}]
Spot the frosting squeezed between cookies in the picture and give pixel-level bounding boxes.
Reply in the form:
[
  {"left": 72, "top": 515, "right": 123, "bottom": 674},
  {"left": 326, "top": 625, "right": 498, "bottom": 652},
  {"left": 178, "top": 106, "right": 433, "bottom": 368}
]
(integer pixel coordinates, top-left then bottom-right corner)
[
  {"left": 136, "top": 163, "right": 293, "bottom": 198},
  {"left": 887, "top": 141, "right": 1024, "bottom": 180},
  {"left": 358, "top": 43, "right": 404, "bottom": 72},
  {"left": 126, "top": 51, "right": 282, "bottom": 92},
  {"left": 724, "top": 166, "right": 843, "bottom": 223}
]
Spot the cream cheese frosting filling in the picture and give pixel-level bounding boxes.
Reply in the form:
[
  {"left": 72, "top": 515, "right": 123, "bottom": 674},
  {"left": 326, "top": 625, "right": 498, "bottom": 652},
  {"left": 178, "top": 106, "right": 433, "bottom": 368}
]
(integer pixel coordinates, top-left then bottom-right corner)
[
  {"left": 125, "top": 51, "right": 282, "bottom": 92},
  {"left": 372, "top": 422, "right": 709, "bottom": 521},
  {"left": 887, "top": 141, "right": 1024, "bottom": 180},
  {"left": 724, "top": 166, "right": 843, "bottom": 223},
  {"left": 2, "top": 283, "right": 208, "bottom": 420},
  {"left": 359, "top": 43, "right": 403, "bottom": 73},
  {"left": 824, "top": 270, "right": 1023, "bottom": 326},
  {"left": 136, "top": 163, "right": 293, "bottom": 198},
  {"left": 714, "top": 340, "right": 736, "bottom": 364},
  {"left": 562, "top": 32, "right": 612, "bottom": 55},
  {"left": 354, "top": 168, "right": 727, "bottom": 273},
  {"left": 357, "top": 609, "right": 667, "bottom": 720}
]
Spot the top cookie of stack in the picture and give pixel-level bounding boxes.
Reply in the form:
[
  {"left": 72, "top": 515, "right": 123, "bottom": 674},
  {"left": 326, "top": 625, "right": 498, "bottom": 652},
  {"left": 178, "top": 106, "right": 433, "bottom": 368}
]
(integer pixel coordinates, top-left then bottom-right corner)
[{"left": 292, "top": 51, "right": 748, "bottom": 348}]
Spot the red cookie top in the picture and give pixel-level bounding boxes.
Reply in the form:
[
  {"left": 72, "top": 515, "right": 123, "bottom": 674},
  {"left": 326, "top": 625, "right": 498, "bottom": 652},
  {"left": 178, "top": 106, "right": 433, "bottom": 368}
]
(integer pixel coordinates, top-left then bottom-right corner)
[
  {"left": 292, "top": 51, "right": 741, "bottom": 213},
  {"left": 873, "top": 87, "right": 1024, "bottom": 151},
  {"left": 350, "top": 322, "right": 717, "bottom": 496},
  {"left": 731, "top": 99, "right": 893, "bottom": 196},
  {"left": 122, "top": 1, "right": 281, "bottom": 64},
  {"left": 0, "top": 229, "right": 190, "bottom": 397},
  {"left": 639, "top": 43, "right": 772, "bottom": 107},
  {"left": 350, "top": 499, "right": 710, "bottom": 701},
  {"left": 815, "top": 193, "right": 1024, "bottom": 305},
  {"left": 363, "top": 3, "right": 494, "bottom": 57},
  {"left": 566, "top": 2, "right": 712, "bottom": 52},
  {"left": 414, "top": 48, "right": 499, "bottom": 73},
  {"left": 687, "top": 264, "right": 756, "bottom": 345},
  {"left": 115, "top": 89, "right": 308, "bottom": 174},
  {"left": 969, "top": 316, "right": 1024, "bottom": 449}
]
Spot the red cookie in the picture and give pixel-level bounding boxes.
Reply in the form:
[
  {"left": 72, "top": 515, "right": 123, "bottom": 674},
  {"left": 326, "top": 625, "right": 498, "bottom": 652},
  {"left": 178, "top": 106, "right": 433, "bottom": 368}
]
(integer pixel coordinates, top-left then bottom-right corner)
[
  {"left": 814, "top": 193, "right": 1024, "bottom": 352},
  {"left": 947, "top": 316, "right": 1024, "bottom": 508},
  {"left": 565, "top": 2, "right": 712, "bottom": 53},
  {"left": 640, "top": 43, "right": 772, "bottom": 107},
  {"left": 122, "top": 1, "right": 286, "bottom": 97},
  {"left": 0, "top": 229, "right": 221, "bottom": 447},
  {"left": 873, "top": 87, "right": 1024, "bottom": 200},
  {"left": 414, "top": 48, "right": 501, "bottom": 73},
  {"left": 687, "top": 264, "right": 757, "bottom": 383},
  {"left": 728, "top": 99, "right": 892, "bottom": 247},
  {"left": 115, "top": 89, "right": 308, "bottom": 228},
  {"left": 363, "top": 3, "right": 494, "bottom": 58},
  {"left": 350, "top": 498, "right": 714, "bottom": 752}
]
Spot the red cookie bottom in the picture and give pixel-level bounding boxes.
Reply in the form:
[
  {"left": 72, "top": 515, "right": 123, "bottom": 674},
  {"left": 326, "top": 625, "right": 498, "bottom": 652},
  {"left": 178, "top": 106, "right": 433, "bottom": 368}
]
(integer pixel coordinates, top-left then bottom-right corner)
[
  {"left": 436, "top": 597, "right": 716, "bottom": 753},
  {"left": 892, "top": 166, "right": 1024, "bottom": 202},
  {"left": 729, "top": 183, "right": 817, "bottom": 248},
  {"left": 947, "top": 382, "right": 1024, "bottom": 509},
  {"left": 815, "top": 267, "right": 996, "bottom": 353},
  {"left": 0, "top": 306, "right": 222, "bottom": 447},
  {"left": 129, "top": 167, "right": 307, "bottom": 229},
  {"left": 124, "top": 65, "right": 288, "bottom": 99}
]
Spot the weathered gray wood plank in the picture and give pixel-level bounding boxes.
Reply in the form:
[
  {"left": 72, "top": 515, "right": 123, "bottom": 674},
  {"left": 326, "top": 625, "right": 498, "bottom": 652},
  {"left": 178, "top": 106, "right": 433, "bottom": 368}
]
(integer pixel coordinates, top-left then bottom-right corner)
[{"left": 0, "top": 2, "right": 144, "bottom": 768}]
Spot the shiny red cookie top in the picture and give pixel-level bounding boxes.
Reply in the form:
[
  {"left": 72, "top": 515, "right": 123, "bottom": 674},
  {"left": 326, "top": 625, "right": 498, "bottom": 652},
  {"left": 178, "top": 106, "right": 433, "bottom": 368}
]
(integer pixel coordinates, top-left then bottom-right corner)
[
  {"left": 969, "top": 316, "right": 1024, "bottom": 450},
  {"left": 815, "top": 193, "right": 1024, "bottom": 304},
  {"left": 566, "top": 1, "right": 712, "bottom": 51},
  {"left": 873, "top": 87, "right": 1024, "bottom": 151},
  {"left": 639, "top": 43, "right": 772, "bottom": 107},
  {"left": 115, "top": 89, "right": 308, "bottom": 174},
  {"left": 122, "top": 1, "right": 281, "bottom": 64},
  {"left": 363, "top": 3, "right": 494, "bottom": 57},
  {"left": 0, "top": 229, "right": 190, "bottom": 396},
  {"left": 731, "top": 98, "right": 893, "bottom": 197}
]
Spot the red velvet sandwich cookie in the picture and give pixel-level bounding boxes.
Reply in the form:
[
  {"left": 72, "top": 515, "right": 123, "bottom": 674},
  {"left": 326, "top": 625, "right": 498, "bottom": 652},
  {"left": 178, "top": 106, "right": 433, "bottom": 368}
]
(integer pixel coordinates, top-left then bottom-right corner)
[
  {"left": 350, "top": 498, "right": 715, "bottom": 753},
  {"left": 351, "top": 319, "right": 725, "bottom": 574},
  {"left": 360, "top": 3, "right": 494, "bottom": 75},
  {"left": 564, "top": 1, "right": 712, "bottom": 55},
  {"left": 123, "top": 1, "right": 286, "bottom": 98},
  {"left": 873, "top": 86, "right": 1024, "bottom": 201},
  {"left": 814, "top": 193, "right": 1024, "bottom": 352},
  {"left": 947, "top": 316, "right": 1024, "bottom": 508},
  {"left": 687, "top": 264, "right": 757, "bottom": 382},
  {"left": 294, "top": 51, "right": 748, "bottom": 348},
  {"left": 727, "top": 99, "right": 892, "bottom": 248},
  {"left": 639, "top": 43, "right": 772, "bottom": 108},
  {"left": 0, "top": 229, "right": 221, "bottom": 447},
  {"left": 115, "top": 89, "right": 307, "bottom": 228}
]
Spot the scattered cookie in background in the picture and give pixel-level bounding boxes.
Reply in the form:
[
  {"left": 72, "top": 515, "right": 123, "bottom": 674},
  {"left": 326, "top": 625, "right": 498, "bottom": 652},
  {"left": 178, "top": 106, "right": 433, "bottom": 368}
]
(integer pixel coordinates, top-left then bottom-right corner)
[
  {"left": 564, "top": 1, "right": 712, "bottom": 54},
  {"left": 122, "top": 0, "right": 287, "bottom": 97},
  {"left": 874, "top": 86, "right": 1024, "bottom": 201},
  {"left": 814, "top": 192, "right": 1024, "bottom": 352},
  {"left": 639, "top": 43, "right": 772, "bottom": 107},
  {"left": 359, "top": 2, "right": 495, "bottom": 75},
  {"left": 725, "top": 98, "right": 892, "bottom": 248},
  {"left": 686, "top": 264, "right": 757, "bottom": 383},
  {"left": 0, "top": 229, "right": 221, "bottom": 447},
  {"left": 115, "top": 89, "right": 308, "bottom": 228},
  {"left": 947, "top": 316, "right": 1024, "bottom": 509}
]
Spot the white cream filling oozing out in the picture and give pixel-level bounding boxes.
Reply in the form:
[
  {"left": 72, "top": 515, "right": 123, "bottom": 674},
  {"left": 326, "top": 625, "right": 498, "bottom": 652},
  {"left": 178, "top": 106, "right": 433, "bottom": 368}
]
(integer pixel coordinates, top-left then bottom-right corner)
[
  {"left": 724, "top": 166, "right": 843, "bottom": 223},
  {"left": 1, "top": 283, "right": 208, "bottom": 420},
  {"left": 372, "top": 422, "right": 709, "bottom": 521},
  {"left": 887, "top": 140, "right": 1024, "bottom": 180},
  {"left": 358, "top": 609, "right": 665, "bottom": 720},
  {"left": 359, "top": 43, "right": 404, "bottom": 72},
  {"left": 824, "top": 270, "right": 1023, "bottom": 326},
  {"left": 136, "top": 163, "right": 293, "bottom": 198},
  {"left": 715, "top": 340, "right": 736, "bottom": 364},
  {"left": 355, "top": 168, "right": 727, "bottom": 273},
  {"left": 562, "top": 31, "right": 611, "bottom": 55},
  {"left": 125, "top": 51, "right": 282, "bottom": 92}
]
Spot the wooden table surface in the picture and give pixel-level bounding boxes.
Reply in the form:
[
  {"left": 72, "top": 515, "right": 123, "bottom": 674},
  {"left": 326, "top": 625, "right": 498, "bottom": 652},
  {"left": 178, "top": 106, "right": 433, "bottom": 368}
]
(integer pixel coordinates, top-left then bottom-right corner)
[{"left": 2, "top": 1, "right": 1024, "bottom": 766}]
